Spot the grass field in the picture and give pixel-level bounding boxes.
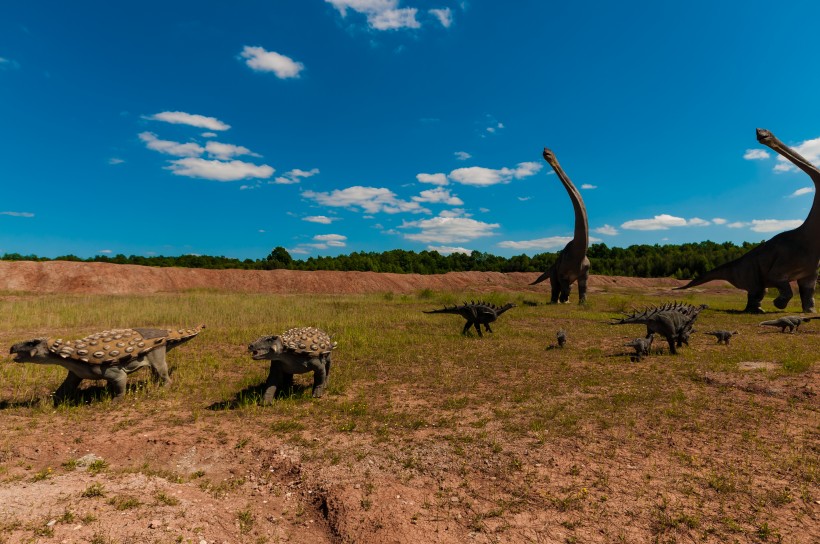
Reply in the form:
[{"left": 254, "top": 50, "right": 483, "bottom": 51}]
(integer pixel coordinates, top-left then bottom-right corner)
[{"left": 0, "top": 288, "right": 817, "bottom": 543}]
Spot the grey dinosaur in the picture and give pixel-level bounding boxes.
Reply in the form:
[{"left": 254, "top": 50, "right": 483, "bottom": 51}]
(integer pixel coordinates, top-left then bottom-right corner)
[
  {"left": 248, "top": 326, "right": 337, "bottom": 403},
  {"left": 758, "top": 316, "right": 818, "bottom": 333},
  {"left": 704, "top": 330, "right": 739, "bottom": 344},
  {"left": 530, "top": 147, "right": 590, "bottom": 304},
  {"left": 424, "top": 301, "right": 516, "bottom": 337},
  {"left": 625, "top": 333, "right": 654, "bottom": 360},
  {"left": 611, "top": 303, "right": 705, "bottom": 355},
  {"left": 677, "top": 129, "right": 820, "bottom": 313},
  {"left": 9, "top": 325, "right": 204, "bottom": 402}
]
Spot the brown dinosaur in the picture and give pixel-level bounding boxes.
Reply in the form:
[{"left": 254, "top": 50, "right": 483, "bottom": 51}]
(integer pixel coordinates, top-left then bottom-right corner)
[
  {"left": 531, "top": 147, "right": 590, "bottom": 303},
  {"left": 677, "top": 129, "right": 820, "bottom": 313}
]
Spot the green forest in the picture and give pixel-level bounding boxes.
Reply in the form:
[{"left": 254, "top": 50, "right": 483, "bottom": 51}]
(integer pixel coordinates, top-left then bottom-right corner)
[{"left": 1, "top": 241, "right": 761, "bottom": 280}]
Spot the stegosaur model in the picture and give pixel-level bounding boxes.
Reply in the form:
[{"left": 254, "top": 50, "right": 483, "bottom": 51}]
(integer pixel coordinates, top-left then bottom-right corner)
[
  {"left": 678, "top": 129, "right": 820, "bottom": 313},
  {"left": 248, "top": 326, "right": 337, "bottom": 403},
  {"left": 9, "top": 325, "right": 204, "bottom": 402},
  {"left": 424, "top": 301, "right": 516, "bottom": 337},
  {"left": 531, "top": 147, "right": 590, "bottom": 304},
  {"left": 611, "top": 303, "right": 705, "bottom": 355}
]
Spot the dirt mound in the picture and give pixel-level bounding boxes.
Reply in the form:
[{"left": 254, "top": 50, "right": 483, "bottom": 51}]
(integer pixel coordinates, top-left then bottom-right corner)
[{"left": 0, "top": 260, "right": 697, "bottom": 295}]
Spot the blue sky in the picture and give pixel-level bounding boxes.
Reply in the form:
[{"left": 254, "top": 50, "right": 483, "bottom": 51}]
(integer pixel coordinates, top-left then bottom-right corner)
[{"left": 3, "top": 1, "right": 820, "bottom": 259}]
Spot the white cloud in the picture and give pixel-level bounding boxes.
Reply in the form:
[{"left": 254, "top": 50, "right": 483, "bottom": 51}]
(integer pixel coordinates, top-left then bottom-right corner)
[
  {"left": 497, "top": 236, "right": 572, "bottom": 250},
  {"left": 417, "top": 172, "right": 448, "bottom": 185},
  {"left": 201, "top": 132, "right": 218, "bottom": 138},
  {"left": 302, "top": 186, "right": 428, "bottom": 214},
  {"left": 743, "top": 149, "right": 770, "bottom": 160},
  {"left": 313, "top": 233, "right": 347, "bottom": 247},
  {"left": 727, "top": 221, "right": 747, "bottom": 229},
  {"left": 240, "top": 46, "right": 305, "bottom": 79},
  {"left": 401, "top": 213, "right": 499, "bottom": 243},
  {"left": 788, "top": 187, "right": 814, "bottom": 198},
  {"left": 517, "top": 196, "right": 532, "bottom": 201},
  {"left": 712, "top": 217, "right": 727, "bottom": 225},
  {"left": 429, "top": 8, "right": 453, "bottom": 27},
  {"left": 167, "top": 158, "right": 274, "bottom": 181},
  {"left": 108, "top": 158, "right": 124, "bottom": 165},
  {"left": 303, "top": 215, "right": 336, "bottom": 224},
  {"left": 412, "top": 187, "right": 463, "bottom": 205},
  {"left": 205, "top": 141, "right": 258, "bottom": 160},
  {"left": 274, "top": 168, "right": 320, "bottom": 185},
  {"left": 290, "top": 247, "right": 310, "bottom": 255},
  {"left": 0, "top": 211, "right": 34, "bottom": 218},
  {"left": 594, "top": 224, "right": 618, "bottom": 236},
  {"left": 621, "top": 214, "right": 710, "bottom": 231},
  {"left": 772, "top": 136, "right": 820, "bottom": 172},
  {"left": 145, "top": 111, "right": 230, "bottom": 131},
  {"left": 749, "top": 219, "right": 803, "bottom": 232},
  {"left": 139, "top": 131, "right": 204, "bottom": 157},
  {"left": 428, "top": 245, "right": 471, "bottom": 255},
  {"left": 581, "top": 184, "right": 597, "bottom": 190},
  {"left": 326, "top": 0, "right": 420, "bottom": 30},
  {"left": 448, "top": 161, "right": 542, "bottom": 186},
  {"left": 98, "top": 249, "right": 113, "bottom": 254},
  {"left": 454, "top": 151, "right": 471, "bottom": 161}
]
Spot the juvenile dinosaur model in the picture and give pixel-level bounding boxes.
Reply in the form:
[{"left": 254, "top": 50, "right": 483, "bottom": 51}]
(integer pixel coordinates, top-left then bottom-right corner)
[
  {"left": 758, "top": 316, "right": 818, "bottom": 333},
  {"left": 530, "top": 147, "right": 590, "bottom": 304},
  {"left": 677, "top": 129, "right": 820, "bottom": 313},
  {"left": 248, "top": 326, "right": 337, "bottom": 403},
  {"left": 9, "top": 325, "right": 204, "bottom": 402},
  {"left": 611, "top": 303, "right": 704, "bottom": 355},
  {"left": 704, "top": 330, "right": 739, "bottom": 344},
  {"left": 557, "top": 329, "right": 567, "bottom": 348},
  {"left": 625, "top": 333, "right": 654, "bottom": 360},
  {"left": 424, "top": 301, "right": 516, "bottom": 337}
]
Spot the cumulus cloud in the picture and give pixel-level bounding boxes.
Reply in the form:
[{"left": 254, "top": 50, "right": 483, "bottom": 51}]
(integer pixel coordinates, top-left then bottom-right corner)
[
  {"left": 303, "top": 215, "right": 336, "bottom": 224},
  {"left": 302, "top": 186, "right": 428, "bottom": 214},
  {"left": 145, "top": 111, "right": 230, "bottom": 131},
  {"left": 773, "top": 137, "right": 820, "bottom": 172},
  {"left": 448, "top": 161, "right": 542, "bottom": 186},
  {"left": 326, "top": 0, "right": 420, "bottom": 30},
  {"left": 594, "top": 224, "right": 618, "bottom": 236},
  {"left": 412, "top": 187, "right": 463, "bottom": 205},
  {"left": 497, "top": 236, "right": 573, "bottom": 250},
  {"left": 401, "top": 213, "right": 499, "bottom": 243},
  {"left": 274, "top": 168, "right": 320, "bottom": 184},
  {"left": 427, "top": 245, "right": 472, "bottom": 255},
  {"left": 788, "top": 187, "right": 814, "bottom": 198},
  {"left": 313, "top": 233, "right": 347, "bottom": 247},
  {"left": 205, "top": 141, "right": 258, "bottom": 160},
  {"left": 727, "top": 219, "right": 803, "bottom": 232},
  {"left": 712, "top": 217, "right": 727, "bottom": 225},
  {"left": 416, "top": 172, "right": 448, "bottom": 185},
  {"left": 240, "top": 46, "right": 305, "bottom": 78},
  {"left": 166, "top": 158, "right": 274, "bottom": 181},
  {"left": 743, "top": 149, "right": 770, "bottom": 160},
  {"left": 0, "top": 211, "right": 34, "bottom": 217},
  {"left": 429, "top": 8, "right": 453, "bottom": 27},
  {"left": 454, "top": 151, "right": 472, "bottom": 161},
  {"left": 201, "top": 132, "right": 218, "bottom": 138},
  {"left": 139, "top": 132, "right": 204, "bottom": 157},
  {"left": 581, "top": 183, "right": 597, "bottom": 190},
  {"left": 621, "top": 214, "right": 711, "bottom": 231}
]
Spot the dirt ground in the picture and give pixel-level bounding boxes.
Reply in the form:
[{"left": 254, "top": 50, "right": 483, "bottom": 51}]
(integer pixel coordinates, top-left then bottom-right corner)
[{"left": 0, "top": 262, "right": 816, "bottom": 544}]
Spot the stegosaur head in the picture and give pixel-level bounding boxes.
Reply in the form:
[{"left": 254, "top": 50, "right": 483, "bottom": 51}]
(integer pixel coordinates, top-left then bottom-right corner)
[
  {"left": 9, "top": 338, "right": 49, "bottom": 363},
  {"left": 248, "top": 335, "right": 284, "bottom": 360}
]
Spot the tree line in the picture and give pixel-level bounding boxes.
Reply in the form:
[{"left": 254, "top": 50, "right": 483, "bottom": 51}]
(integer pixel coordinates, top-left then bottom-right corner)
[{"left": 1, "top": 240, "right": 763, "bottom": 279}]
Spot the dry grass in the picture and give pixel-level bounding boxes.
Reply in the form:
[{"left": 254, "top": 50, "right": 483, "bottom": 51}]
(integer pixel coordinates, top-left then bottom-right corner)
[{"left": 0, "top": 288, "right": 817, "bottom": 542}]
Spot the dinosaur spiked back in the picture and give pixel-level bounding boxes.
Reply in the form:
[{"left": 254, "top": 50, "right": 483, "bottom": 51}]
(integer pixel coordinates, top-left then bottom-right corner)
[{"left": 47, "top": 325, "right": 205, "bottom": 364}]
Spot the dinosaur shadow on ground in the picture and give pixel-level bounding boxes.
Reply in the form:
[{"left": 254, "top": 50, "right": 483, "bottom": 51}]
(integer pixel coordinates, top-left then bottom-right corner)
[
  {"left": 0, "top": 380, "right": 158, "bottom": 409},
  {"left": 207, "top": 382, "right": 312, "bottom": 411}
]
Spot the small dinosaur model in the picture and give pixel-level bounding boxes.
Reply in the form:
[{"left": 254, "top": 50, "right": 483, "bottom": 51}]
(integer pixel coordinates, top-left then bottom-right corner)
[
  {"left": 248, "top": 327, "right": 337, "bottom": 403},
  {"left": 530, "top": 147, "right": 591, "bottom": 304},
  {"left": 9, "top": 325, "right": 204, "bottom": 402},
  {"left": 758, "top": 316, "right": 818, "bottom": 333},
  {"left": 677, "top": 129, "right": 820, "bottom": 313},
  {"left": 704, "top": 330, "right": 739, "bottom": 344},
  {"left": 557, "top": 329, "right": 567, "bottom": 348},
  {"left": 611, "top": 303, "right": 705, "bottom": 355},
  {"left": 625, "top": 333, "right": 654, "bottom": 360},
  {"left": 424, "top": 301, "right": 516, "bottom": 337}
]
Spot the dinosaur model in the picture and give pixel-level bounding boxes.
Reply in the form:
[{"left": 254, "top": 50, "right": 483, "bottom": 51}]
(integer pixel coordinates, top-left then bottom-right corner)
[
  {"left": 704, "top": 330, "right": 739, "bottom": 344},
  {"left": 9, "top": 325, "right": 204, "bottom": 402},
  {"left": 557, "top": 329, "right": 567, "bottom": 348},
  {"left": 625, "top": 333, "right": 654, "bottom": 360},
  {"left": 758, "top": 316, "right": 818, "bottom": 333},
  {"left": 248, "top": 327, "right": 337, "bottom": 403},
  {"left": 677, "top": 129, "right": 820, "bottom": 313},
  {"left": 611, "top": 302, "right": 705, "bottom": 354},
  {"left": 424, "top": 301, "right": 516, "bottom": 337},
  {"left": 530, "top": 147, "right": 590, "bottom": 304}
]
